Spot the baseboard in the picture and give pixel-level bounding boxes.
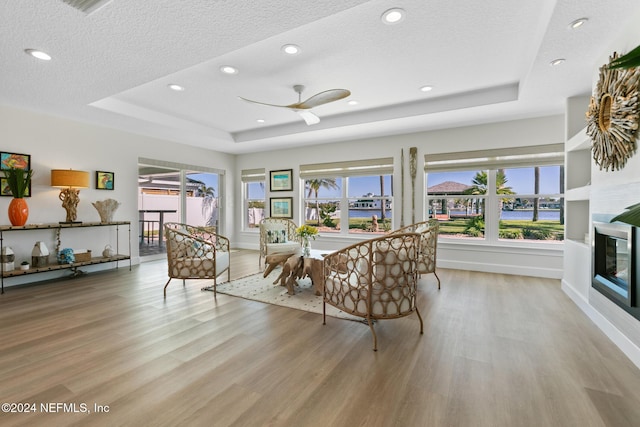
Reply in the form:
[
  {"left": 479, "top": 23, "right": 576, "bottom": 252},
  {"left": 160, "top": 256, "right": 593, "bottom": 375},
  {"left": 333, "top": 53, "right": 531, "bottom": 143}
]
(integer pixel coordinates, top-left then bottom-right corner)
[
  {"left": 562, "top": 279, "right": 640, "bottom": 370},
  {"left": 437, "top": 259, "right": 562, "bottom": 279}
]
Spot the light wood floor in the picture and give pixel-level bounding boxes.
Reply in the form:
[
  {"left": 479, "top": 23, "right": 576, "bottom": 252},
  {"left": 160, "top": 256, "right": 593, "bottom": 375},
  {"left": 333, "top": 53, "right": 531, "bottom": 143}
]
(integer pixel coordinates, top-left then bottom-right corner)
[{"left": 1, "top": 249, "right": 640, "bottom": 427}]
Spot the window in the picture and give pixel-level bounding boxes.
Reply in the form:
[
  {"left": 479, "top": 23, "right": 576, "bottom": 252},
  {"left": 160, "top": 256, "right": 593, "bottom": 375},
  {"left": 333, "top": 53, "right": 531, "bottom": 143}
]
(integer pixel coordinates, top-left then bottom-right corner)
[
  {"left": 424, "top": 144, "right": 564, "bottom": 243},
  {"left": 301, "top": 158, "right": 393, "bottom": 235},
  {"left": 241, "top": 168, "right": 265, "bottom": 230}
]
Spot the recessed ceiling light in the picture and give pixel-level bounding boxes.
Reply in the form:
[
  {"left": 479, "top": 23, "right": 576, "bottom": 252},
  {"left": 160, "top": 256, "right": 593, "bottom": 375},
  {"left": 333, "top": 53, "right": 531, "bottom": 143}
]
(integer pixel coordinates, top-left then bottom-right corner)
[
  {"left": 257, "top": 119, "right": 265, "bottom": 123},
  {"left": 281, "top": 44, "right": 300, "bottom": 55},
  {"left": 24, "top": 49, "right": 51, "bottom": 61},
  {"left": 381, "top": 8, "right": 405, "bottom": 25},
  {"left": 569, "top": 18, "right": 588, "bottom": 29},
  {"left": 347, "top": 100, "right": 359, "bottom": 106},
  {"left": 167, "top": 84, "right": 184, "bottom": 91},
  {"left": 420, "top": 85, "right": 433, "bottom": 92},
  {"left": 550, "top": 58, "right": 565, "bottom": 66},
  {"left": 220, "top": 65, "right": 238, "bottom": 75}
]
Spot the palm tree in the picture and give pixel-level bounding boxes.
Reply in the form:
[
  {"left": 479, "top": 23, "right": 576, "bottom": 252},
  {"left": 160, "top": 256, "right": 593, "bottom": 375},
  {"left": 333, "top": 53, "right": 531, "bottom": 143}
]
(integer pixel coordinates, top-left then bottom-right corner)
[
  {"left": 306, "top": 178, "right": 339, "bottom": 225},
  {"left": 198, "top": 184, "right": 217, "bottom": 226},
  {"left": 464, "top": 170, "right": 514, "bottom": 215}
]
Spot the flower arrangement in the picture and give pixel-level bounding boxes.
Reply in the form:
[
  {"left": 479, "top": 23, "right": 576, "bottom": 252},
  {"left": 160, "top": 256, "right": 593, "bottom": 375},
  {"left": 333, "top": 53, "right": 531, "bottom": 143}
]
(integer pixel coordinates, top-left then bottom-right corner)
[{"left": 295, "top": 224, "right": 319, "bottom": 240}]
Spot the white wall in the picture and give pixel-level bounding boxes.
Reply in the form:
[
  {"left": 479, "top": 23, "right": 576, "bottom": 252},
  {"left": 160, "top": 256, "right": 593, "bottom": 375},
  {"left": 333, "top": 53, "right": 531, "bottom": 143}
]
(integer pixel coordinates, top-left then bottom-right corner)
[
  {"left": 0, "top": 105, "right": 235, "bottom": 286},
  {"left": 561, "top": 8, "right": 640, "bottom": 368},
  {"left": 235, "top": 115, "right": 565, "bottom": 278}
]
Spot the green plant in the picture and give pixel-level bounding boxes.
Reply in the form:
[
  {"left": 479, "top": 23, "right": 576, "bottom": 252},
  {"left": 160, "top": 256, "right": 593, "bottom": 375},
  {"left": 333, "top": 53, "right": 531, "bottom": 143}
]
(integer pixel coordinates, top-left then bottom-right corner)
[
  {"left": 464, "top": 216, "right": 485, "bottom": 237},
  {"left": 523, "top": 227, "right": 553, "bottom": 240},
  {"left": 611, "top": 203, "right": 640, "bottom": 227},
  {"left": 2, "top": 167, "right": 33, "bottom": 198},
  {"left": 21, "top": 261, "right": 29, "bottom": 265},
  {"left": 319, "top": 205, "right": 337, "bottom": 228},
  {"left": 609, "top": 44, "right": 640, "bottom": 69},
  {"left": 499, "top": 230, "right": 523, "bottom": 239}
]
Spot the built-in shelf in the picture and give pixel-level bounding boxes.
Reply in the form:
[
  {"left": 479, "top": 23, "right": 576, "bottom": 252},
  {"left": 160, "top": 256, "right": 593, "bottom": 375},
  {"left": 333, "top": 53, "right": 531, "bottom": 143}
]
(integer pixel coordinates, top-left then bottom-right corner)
[
  {"left": 565, "top": 185, "right": 591, "bottom": 201},
  {"left": 566, "top": 127, "right": 590, "bottom": 152}
]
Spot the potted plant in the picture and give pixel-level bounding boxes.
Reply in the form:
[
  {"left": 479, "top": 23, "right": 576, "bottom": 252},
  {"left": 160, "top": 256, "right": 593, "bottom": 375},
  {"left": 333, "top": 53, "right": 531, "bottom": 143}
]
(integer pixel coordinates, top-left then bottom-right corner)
[
  {"left": 20, "top": 261, "right": 30, "bottom": 271},
  {"left": 609, "top": 44, "right": 640, "bottom": 69},
  {"left": 2, "top": 167, "right": 33, "bottom": 226}
]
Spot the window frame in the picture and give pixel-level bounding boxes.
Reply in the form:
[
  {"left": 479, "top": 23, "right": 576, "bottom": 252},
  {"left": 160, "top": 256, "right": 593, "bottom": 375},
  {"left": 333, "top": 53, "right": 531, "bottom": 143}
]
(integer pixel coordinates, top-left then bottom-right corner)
[
  {"left": 301, "top": 158, "right": 394, "bottom": 236},
  {"left": 241, "top": 168, "right": 266, "bottom": 232},
  {"left": 424, "top": 145, "right": 565, "bottom": 246}
]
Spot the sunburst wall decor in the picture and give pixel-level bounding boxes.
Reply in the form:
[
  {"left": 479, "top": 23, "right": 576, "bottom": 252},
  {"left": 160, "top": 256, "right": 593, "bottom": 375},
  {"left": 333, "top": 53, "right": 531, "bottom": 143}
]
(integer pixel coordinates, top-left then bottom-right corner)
[{"left": 586, "top": 52, "right": 640, "bottom": 171}]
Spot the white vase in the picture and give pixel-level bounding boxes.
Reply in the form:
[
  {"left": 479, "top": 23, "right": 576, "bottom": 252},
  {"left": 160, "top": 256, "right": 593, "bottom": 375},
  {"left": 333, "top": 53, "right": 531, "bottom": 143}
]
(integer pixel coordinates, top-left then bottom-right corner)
[{"left": 302, "top": 236, "right": 311, "bottom": 256}]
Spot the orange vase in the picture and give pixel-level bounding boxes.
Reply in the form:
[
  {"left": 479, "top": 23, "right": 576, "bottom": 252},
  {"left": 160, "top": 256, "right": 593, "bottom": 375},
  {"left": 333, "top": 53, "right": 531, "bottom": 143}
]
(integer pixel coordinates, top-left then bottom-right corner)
[{"left": 8, "top": 198, "right": 29, "bottom": 226}]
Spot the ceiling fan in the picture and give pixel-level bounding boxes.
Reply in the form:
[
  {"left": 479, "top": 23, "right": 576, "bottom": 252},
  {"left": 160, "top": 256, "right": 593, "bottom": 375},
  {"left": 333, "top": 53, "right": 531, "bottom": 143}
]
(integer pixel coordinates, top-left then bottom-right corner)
[{"left": 239, "top": 85, "right": 351, "bottom": 125}]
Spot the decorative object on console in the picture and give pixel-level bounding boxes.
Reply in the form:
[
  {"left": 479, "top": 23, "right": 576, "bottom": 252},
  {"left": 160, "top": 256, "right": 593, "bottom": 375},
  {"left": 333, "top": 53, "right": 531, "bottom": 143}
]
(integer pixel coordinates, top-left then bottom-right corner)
[
  {"left": 1, "top": 246, "right": 15, "bottom": 271},
  {"left": 20, "top": 261, "right": 29, "bottom": 270},
  {"left": 2, "top": 166, "right": 33, "bottom": 226},
  {"left": 102, "top": 244, "right": 114, "bottom": 258},
  {"left": 57, "top": 248, "right": 75, "bottom": 264},
  {"left": 73, "top": 250, "right": 92, "bottom": 262},
  {"left": 51, "top": 169, "right": 90, "bottom": 223},
  {"left": 31, "top": 241, "right": 49, "bottom": 268},
  {"left": 586, "top": 51, "right": 640, "bottom": 171},
  {"left": 95, "top": 171, "right": 114, "bottom": 190},
  {"left": 92, "top": 198, "right": 120, "bottom": 223}
]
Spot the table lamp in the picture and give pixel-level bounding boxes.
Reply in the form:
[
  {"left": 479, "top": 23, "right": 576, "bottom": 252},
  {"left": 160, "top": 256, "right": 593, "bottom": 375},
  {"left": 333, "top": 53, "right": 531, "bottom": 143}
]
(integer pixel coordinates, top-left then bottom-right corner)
[{"left": 51, "top": 169, "right": 90, "bottom": 223}]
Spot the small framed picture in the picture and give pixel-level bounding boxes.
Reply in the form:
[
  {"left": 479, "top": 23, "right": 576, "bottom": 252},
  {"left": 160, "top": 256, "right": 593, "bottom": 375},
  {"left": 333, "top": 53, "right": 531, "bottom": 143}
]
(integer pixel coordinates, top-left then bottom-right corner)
[
  {"left": 270, "top": 197, "right": 293, "bottom": 218},
  {"left": 1, "top": 152, "right": 30, "bottom": 171},
  {"left": 96, "top": 171, "right": 114, "bottom": 190},
  {"left": 0, "top": 177, "right": 30, "bottom": 197},
  {"left": 270, "top": 169, "right": 293, "bottom": 192}
]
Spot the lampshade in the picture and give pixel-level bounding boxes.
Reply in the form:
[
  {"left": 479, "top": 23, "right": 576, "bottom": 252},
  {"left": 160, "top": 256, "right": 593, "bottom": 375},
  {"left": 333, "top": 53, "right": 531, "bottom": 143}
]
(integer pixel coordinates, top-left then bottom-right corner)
[{"left": 51, "top": 169, "right": 89, "bottom": 188}]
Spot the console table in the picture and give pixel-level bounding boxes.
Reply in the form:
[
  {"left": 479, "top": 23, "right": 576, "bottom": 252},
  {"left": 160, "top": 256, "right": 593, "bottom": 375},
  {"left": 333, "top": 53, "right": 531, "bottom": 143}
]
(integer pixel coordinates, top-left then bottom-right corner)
[{"left": 0, "top": 221, "right": 131, "bottom": 294}]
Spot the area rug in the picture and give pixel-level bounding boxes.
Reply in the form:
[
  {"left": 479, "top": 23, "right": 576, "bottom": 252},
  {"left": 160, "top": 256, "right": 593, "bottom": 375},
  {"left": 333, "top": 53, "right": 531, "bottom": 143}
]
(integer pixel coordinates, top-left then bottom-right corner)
[{"left": 215, "top": 270, "right": 361, "bottom": 321}]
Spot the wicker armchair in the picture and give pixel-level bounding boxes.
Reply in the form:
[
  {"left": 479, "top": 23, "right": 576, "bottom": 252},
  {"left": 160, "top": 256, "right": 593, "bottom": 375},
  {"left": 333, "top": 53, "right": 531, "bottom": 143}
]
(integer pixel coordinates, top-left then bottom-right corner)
[
  {"left": 163, "top": 222, "right": 230, "bottom": 297},
  {"left": 322, "top": 233, "right": 423, "bottom": 351},
  {"left": 259, "top": 218, "right": 301, "bottom": 267},
  {"left": 392, "top": 219, "right": 440, "bottom": 289}
]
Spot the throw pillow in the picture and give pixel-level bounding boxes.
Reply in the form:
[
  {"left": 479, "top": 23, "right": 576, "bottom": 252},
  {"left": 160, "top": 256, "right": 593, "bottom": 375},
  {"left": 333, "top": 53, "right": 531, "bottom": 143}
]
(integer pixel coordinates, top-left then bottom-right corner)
[{"left": 267, "top": 228, "right": 287, "bottom": 244}]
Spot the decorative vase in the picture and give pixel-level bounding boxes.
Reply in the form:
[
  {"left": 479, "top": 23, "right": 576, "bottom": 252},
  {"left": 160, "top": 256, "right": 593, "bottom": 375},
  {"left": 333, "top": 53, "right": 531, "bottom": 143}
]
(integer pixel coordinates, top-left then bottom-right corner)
[
  {"left": 302, "top": 236, "right": 311, "bottom": 257},
  {"left": 8, "top": 198, "right": 28, "bottom": 226},
  {"left": 92, "top": 199, "right": 121, "bottom": 224},
  {"left": 102, "top": 244, "right": 115, "bottom": 258}
]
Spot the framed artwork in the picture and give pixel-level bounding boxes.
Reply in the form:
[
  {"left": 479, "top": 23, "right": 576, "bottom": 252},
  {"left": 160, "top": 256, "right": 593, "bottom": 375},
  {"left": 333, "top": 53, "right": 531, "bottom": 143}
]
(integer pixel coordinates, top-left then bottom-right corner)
[
  {"left": 1, "top": 152, "right": 30, "bottom": 171},
  {"left": 270, "top": 169, "right": 293, "bottom": 192},
  {"left": 0, "top": 178, "right": 30, "bottom": 197},
  {"left": 96, "top": 171, "right": 114, "bottom": 190},
  {"left": 270, "top": 197, "right": 293, "bottom": 218}
]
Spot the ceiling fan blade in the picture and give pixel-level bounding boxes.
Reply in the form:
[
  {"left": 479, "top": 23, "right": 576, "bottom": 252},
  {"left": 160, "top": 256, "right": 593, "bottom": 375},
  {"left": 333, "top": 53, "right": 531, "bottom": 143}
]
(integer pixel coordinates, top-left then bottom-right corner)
[
  {"left": 238, "top": 96, "right": 289, "bottom": 109},
  {"left": 289, "top": 89, "right": 351, "bottom": 109},
  {"left": 295, "top": 110, "right": 320, "bottom": 125}
]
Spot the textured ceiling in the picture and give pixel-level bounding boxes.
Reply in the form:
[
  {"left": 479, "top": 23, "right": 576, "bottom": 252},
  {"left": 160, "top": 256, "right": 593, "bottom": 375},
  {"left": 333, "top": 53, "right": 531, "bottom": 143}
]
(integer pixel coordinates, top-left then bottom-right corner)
[{"left": 2, "top": 0, "right": 640, "bottom": 154}]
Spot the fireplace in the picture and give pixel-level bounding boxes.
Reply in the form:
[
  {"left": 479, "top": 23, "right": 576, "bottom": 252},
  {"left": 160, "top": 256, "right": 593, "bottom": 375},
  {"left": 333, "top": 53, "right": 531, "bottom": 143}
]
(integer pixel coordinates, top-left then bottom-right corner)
[{"left": 592, "top": 221, "right": 639, "bottom": 320}]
